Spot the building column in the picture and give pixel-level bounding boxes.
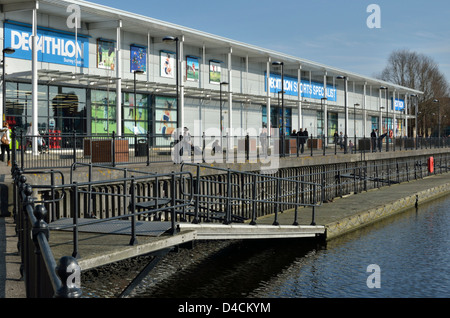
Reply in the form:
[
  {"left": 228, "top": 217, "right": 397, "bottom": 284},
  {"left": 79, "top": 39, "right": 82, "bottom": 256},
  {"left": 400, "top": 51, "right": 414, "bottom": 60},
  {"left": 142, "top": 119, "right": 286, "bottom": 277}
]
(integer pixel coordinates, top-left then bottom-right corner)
[
  {"left": 379, "top": 88, "right": 383, "bottom": 132},
  {"left": 323, "top": 71, "right": 328, "bottom": 145},
  {"left": 266, "top": 58, "right": 271, "bottom": 137},
  {"left": 32, "top": 7, "right": 39, "bottom": 155},
  {"left": 179, "top": 36, "right": 185, "bottom": 130},
  {"left": 116, "top": 21, "right": 122, "bottom": 135},
  {"left": 393, "top": 90, "right": 397, "bottom": 137},
  {"left": 201, "top": 45, "right": 206, "bottom": 89},
  {"left": 363, "top": 82, "right": 367, "bottom": 137},
  {"left": 404, "top": 93, "right": 408, "bottom": 137},
  {"left": 225, "top": 48, "right": 233, "bottom": 162},
  {"left": 297, "top": 66, "right": 302, "bottom": 130}
]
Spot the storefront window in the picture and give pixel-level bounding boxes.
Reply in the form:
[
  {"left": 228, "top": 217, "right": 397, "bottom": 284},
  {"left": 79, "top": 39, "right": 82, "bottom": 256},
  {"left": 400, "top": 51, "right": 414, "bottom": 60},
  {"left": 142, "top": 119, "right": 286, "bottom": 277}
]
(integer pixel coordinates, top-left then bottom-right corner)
[
  {"left": 50, "top": 86, "right": 87, "bottom": 134},
  {"left": 123, "top": 92, "right": 149, "bottom": 135},
  {"left": 91, "top": 89, "right": 116, "bottom": 135},
  {"left": 5, "top": 83, "right": 86, "bottom": 136},
  {"left": 317, "top": 111, "right": 324, "bottom": 137},
  {"left": 155, "top": 96, "right": 177, "bottom": 142},
  {"left": 262, "top": 105, "right": 292, "bottom": 137},
  {"left": 327, "top": 112, "right": 338, "bottom": 142},
  {"left": 371, "top": 116, "right": 379, "bottom": 131}
]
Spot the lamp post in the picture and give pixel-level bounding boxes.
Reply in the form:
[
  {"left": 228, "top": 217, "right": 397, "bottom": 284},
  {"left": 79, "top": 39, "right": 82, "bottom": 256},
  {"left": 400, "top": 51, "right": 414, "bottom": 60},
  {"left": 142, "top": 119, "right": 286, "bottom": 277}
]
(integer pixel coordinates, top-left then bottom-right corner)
[
  {"left": 320, "top": 97, "right": 327, "bottom": 136},
  {"left": 411, "top": 94, "right": 418, "bottom": 149},
  {"left": 133, "top": 69, "right": 144, "bottom": 152},
  {"left": 433, "top": 99, "right": 440, "bottom": 145},
  {"left": 272, "top": 61, "right": 284, "bottom": 156},
  {"left": 133, "top": 69, "right": 144, "bottom": 132},
  {"left": 380, "top": 86, "right": 389, "bottom": 151},
  {"left": 337, "top": 76, "right": 348, "bottom": 153},
  {"left": 354, "top": 103, "right": 360, "bottom": 152},
  {"left": 162, "top": 36, "right": 180, "bottom": 131},
  {"left": 2, "top": 47, "right": 15, "bottom": 122},
  {"left": 219, "top": 82, "right": 228, "bottom": 147}
]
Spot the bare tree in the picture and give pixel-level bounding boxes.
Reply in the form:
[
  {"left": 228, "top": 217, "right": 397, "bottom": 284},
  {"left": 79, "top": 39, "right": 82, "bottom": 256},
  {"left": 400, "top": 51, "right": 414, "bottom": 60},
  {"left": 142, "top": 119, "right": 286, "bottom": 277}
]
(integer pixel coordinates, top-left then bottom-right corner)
[{"left": 377, "top": 49, "right": 449, "bottom": 136}]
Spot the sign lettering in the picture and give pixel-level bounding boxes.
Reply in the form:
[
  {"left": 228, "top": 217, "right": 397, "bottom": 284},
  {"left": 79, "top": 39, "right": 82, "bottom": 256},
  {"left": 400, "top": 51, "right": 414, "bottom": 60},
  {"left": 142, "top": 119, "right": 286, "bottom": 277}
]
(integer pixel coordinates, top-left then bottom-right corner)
[{"left": 4, "top": 21, "right": 90, "bottom": 68}]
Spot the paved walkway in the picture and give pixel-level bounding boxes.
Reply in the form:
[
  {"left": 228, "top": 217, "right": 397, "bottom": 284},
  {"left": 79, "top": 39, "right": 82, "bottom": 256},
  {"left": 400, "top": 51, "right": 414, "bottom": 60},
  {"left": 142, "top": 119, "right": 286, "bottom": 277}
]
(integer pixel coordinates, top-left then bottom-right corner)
[{"left": 0, "top": 215, "right": 25, "bottom": 298}]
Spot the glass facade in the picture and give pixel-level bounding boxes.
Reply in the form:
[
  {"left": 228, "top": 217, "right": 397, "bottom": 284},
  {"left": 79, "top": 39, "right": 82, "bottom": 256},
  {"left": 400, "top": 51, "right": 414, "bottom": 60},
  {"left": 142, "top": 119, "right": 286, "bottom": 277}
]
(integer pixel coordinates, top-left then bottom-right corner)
[
  {"left": 261, "top": 106, "right": 292, "bottom": 136},
  {"left": 5, "top": 83, "right": 87, "bottom": 134},
  {"left": 123, "top": 92, "right": 150, "bottom": 136},
  {"left": 317, "top": 111, "right": 324, "bottom": 137},
  {"left": 91, "top": 89, "right": 116, "bottom": 135},
  {"left": 327, "top": 112, "right": 338, "bottom": 142},
  {"left": 4, "top": 82, "right": 155, "bottom": 138},
  {"left": 371, "top": 116, "right": 379, "bottom": 131}
]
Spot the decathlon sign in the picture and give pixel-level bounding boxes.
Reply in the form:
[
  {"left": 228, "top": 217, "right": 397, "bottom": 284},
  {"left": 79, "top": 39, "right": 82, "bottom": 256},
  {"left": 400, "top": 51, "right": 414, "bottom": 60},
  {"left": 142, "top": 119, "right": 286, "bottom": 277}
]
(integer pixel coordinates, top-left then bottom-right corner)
[
  {"left": 4, "top": 20, "right": 90, "bottom": 68},
  {"left": 265, "top": 72, "right": 336, "bottom": 102}
]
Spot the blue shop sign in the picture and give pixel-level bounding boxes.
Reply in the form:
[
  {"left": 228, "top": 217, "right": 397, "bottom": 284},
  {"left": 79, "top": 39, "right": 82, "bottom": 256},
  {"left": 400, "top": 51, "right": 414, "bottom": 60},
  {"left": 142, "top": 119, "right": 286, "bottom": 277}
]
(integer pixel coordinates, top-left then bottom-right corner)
[
  {"left": 265, "top": 72, "right": 337, "bottom": 102},
  {"left": 392, "top": 98, "right": 405, "bottom": 111},
  {"left": 4, "top": 20, "right": 90, "bottom": 68}
]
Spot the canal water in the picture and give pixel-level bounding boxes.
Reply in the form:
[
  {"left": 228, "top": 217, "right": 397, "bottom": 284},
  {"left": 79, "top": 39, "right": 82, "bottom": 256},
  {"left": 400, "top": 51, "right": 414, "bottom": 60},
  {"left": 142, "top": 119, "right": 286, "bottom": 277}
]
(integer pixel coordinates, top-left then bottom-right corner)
[{"left": 82, "top": 194, "right": 450, "bottom": 298}]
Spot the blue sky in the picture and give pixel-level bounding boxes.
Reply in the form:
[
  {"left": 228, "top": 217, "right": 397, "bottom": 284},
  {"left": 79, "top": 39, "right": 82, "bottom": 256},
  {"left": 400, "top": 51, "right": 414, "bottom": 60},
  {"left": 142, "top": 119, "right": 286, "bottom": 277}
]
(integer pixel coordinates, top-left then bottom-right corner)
[{"left": 88, "top": 0, "right": 450, "bottom": 84}]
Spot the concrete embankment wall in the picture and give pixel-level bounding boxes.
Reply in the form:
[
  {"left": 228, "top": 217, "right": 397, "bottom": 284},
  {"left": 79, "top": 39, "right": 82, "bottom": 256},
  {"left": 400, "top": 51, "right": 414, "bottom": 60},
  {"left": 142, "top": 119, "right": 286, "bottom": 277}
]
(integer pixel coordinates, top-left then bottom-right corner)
[{"left": 323, "top": 174, "right": 450, "bottom": 240}]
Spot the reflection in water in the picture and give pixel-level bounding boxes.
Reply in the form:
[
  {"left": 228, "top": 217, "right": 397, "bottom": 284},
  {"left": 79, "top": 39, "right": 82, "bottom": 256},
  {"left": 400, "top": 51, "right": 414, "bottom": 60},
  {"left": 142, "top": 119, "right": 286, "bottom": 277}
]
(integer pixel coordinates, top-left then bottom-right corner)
[
  {"left": 131, "top": 238, "right": 323, "bottom": 298},
  {"left": 249, "top": 195, "right": 450, "bottom": 298}
]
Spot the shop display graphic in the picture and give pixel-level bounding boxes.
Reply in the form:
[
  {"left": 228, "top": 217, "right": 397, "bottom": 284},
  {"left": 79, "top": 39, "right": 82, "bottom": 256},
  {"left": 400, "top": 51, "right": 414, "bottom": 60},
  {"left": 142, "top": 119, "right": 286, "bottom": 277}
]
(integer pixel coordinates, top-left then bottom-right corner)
[
  {"left": 97, "top": 39, "right": 116, "bottom": 70},
  {"left": 130, "top": 45, "right": 147, "bottom": 73},
  {"left": 186, "top": 56, "right": 199, "bottom": 82},
  {"left": 209, "top": 60, "right": 221, "bottom": 84},
  {"left": 161, "top": 50, "right": 175, "bottom": 78}
]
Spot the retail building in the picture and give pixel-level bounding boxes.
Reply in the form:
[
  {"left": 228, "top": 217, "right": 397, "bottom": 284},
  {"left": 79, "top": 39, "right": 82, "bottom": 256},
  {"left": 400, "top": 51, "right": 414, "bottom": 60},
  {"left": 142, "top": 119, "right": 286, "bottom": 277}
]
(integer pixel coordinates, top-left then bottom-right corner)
[{"left": 0, "top": 0, "right": 422, "bottom": 148}]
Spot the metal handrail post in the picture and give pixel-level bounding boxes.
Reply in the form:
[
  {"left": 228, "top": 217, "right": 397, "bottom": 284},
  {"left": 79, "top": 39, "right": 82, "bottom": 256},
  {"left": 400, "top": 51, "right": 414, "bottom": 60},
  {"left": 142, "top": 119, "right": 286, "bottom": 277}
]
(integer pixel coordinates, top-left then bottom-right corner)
[
  {"left": 250, "top": 174, "right": 257, "bottom": 225},
  {"left": 193, "top": 164, "right": 201, "bottom": 224},
  {"left": 71, "top": 182, "right": 79, "bottom": 258},
  {"left": 20, "top": 130, "right": 24, "bottom": 171},
  {"left": 323, "top": 134, "right": 325, "bottom": 156},
  {"left": 72, "top": 131, "right": 77, "bottom": 166},
  {"left": 129, "top": 177, "right": 138, "bottom": 245},
  {"left": 146, "top": 131, "right": 150, "bottom": 166},
  {"left": 112, "top": 131, "right": 116, "bottom": 167},
  {"left": 311, "top": 184, "right": 317, "bottom": 225},
  {"left": 225, "top": 169, "right": 232, "bottom": 224},
  {"left": 293, "top": 175, "right": 300, "bottom": 226},
  {"left": 273, "top": 177, "right": 280, "bottom": 226},
  {"left": 170, "top": 172, "right": 177, "bottom": 235}
]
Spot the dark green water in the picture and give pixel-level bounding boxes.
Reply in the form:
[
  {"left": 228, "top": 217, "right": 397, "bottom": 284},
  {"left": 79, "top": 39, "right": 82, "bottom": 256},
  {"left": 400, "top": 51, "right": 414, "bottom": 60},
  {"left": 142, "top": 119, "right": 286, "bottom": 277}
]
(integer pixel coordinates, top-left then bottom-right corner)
[{"left": 83, "top": 194, "right": 450, "bottom": 298}]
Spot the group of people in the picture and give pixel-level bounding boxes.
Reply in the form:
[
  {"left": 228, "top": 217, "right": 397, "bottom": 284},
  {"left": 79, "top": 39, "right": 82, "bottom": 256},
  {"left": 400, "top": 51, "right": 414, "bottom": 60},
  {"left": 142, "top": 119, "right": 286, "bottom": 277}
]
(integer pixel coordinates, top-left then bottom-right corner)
[
  {"left": 333, "top": 131, "right": 345, "bottom": 150},
  {"left": 370, "top": 129, "right": 388, "bottom": 152},
  {"left": 291, "top": 128, "right": 309, "bottom": 154}
]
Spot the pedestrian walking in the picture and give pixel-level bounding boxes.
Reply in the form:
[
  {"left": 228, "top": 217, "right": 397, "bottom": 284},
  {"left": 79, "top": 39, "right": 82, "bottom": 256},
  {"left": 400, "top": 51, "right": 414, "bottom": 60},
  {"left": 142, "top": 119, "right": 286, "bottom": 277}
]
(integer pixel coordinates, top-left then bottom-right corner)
[{"left": 1, "top": 122, "right": 11, "bottom": 166}]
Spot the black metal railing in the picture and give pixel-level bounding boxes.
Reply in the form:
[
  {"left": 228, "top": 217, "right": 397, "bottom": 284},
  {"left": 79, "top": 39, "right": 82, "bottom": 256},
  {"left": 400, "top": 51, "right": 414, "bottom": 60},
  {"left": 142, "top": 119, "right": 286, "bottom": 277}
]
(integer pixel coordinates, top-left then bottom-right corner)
[
  {"left": 11, "top": 151, "right": 449, "bottom": 297},
  {"left": 180, "top": 162, "right": 323, "bottom": 226},
  {"left": 12, "top": 128, "right": 450, "bottom": 171},
  {"left": 13, "top": 166, "right": 82, "bottom": 298}
]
